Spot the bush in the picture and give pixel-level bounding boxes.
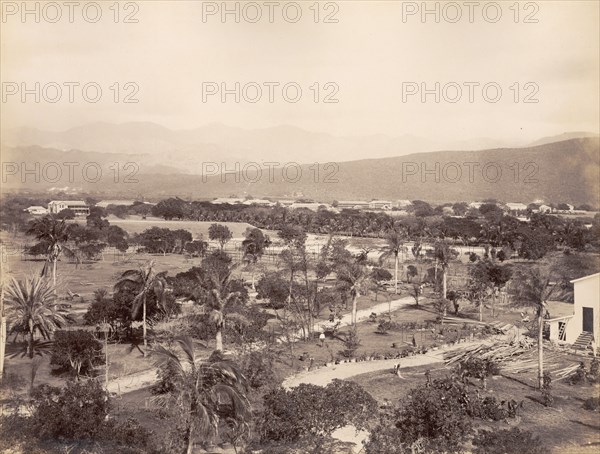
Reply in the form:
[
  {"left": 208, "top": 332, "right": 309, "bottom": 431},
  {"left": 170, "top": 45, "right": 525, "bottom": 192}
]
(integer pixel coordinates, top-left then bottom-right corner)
[
  {"left": 31, "top": 380, "right": 110, "bottom": 439},
  {"left": 50, "top": 330, "right": 104, "bottom": 377},
  {"left": 381, "top": 377, "right": 475, "bottom": 453},
  {"left": 239, "top": 351, "right": 277, "bottom": 390},
  {"left": 472, "top": 428, "right": 545, "bottom": 454},
  {"left": 583, "top": 397, "right": 599, "bottom": 411},
  {"left": 338, "top": 329, "right": 361, "bottom": 358},
  {"left": 259, "top": 380, "right": 377, "bottom": 444}
]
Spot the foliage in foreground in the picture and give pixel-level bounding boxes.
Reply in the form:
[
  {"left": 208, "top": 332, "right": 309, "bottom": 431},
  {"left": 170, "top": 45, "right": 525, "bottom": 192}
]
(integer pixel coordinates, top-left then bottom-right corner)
[
  {"left": 258, "top": 379, "right": 378, "bottom": 444},
  {"left": 0, "top": 380, "right": 152, "bottom": 454},
  {"left": 472, "top": 428, "right": 545, "bottom": 454}
]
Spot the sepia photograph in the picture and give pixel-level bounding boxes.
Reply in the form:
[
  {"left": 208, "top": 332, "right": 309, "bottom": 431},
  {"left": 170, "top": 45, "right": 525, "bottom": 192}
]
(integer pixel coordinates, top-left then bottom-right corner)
[{"left": 0, "top": 1, "right": 599, "bottom": 453}]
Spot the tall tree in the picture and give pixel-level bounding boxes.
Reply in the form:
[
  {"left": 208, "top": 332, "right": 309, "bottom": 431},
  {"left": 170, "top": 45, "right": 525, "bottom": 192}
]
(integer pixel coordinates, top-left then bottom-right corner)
[
  {"left": 434, "top": 241, "right": 454, "bottom": 299},
  {"left": 114, "top": 260, "right": 167, "bottom": 356},
  {"left": 153, "top": 337, "right": 251, "bottom": 454},
  {"left": 26, "top": 216, "right": 71, "bottom": 287},
  {"left": 209, "top": 224, "right": 233, "bottom": 251},
  {"left": 336, "top": 261, "right": 372, "bottom": 326},
  {"left": 4, "top": 276, "right": 70, "bottom": 358},
  {"left": 241, "top": 228, "right": 270, "bottom": 290},
  {"left": 380, "top": 228, "right": 405, "bottom": 294},
  {"left": 511, "top": 267, "right": 562, "bottom": 389}
]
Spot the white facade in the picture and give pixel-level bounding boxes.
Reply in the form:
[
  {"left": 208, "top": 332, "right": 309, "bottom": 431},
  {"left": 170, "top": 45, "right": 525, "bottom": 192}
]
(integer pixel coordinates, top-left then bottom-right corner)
[
  {"left": 25, "top": 206, "right": 48, "bottom": 215},
  {"left": 369, "top": 200, "right": 393, "bottom": 210},
  {"left": 48, "top": 200, "right": 89, "bottom": 216},
  {"left": 548, "top": 273, "right": 600, "bottom": 350}
]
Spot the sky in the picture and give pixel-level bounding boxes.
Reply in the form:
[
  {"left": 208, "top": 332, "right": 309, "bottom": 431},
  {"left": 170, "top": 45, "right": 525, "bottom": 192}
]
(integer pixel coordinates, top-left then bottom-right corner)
[{"left": 1, "top": 0, "right": 599, "bottom": 144}]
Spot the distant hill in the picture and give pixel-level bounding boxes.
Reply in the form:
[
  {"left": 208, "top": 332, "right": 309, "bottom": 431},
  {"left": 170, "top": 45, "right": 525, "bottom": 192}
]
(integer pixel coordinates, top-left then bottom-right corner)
[
  {"left": 1, "top": 121, "right": 515, "bottom": 167},
  {"left": 3, "top": 138, "right": 598, "bottom": 206},
  {"left": 529, "top": 132, "right": 599, "bottom": 147}
]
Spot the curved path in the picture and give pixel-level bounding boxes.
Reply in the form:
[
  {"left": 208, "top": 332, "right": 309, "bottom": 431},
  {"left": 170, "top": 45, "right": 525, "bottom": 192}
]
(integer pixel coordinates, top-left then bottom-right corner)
[{"left": 282, "top": 338, "right": 494, "bottom": 452}]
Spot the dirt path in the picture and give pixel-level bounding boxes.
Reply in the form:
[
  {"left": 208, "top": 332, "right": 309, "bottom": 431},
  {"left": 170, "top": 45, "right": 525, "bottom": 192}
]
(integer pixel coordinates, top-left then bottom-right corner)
[{"left": 282, "top": 339, "right": 494, "bottom": 452}]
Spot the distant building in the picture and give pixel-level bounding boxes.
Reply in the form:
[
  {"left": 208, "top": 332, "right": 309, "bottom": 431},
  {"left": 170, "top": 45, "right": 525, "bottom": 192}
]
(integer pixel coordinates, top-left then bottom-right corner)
[
  {"left": 547, "top": 273, "right": 600, "bottom": 352},
  {"left": 25, "top": 206, "right": 48, "bottom": 215},
  {"left": 395, "top": 200, "right": 413, "bottom": 208},
  {"left": 504, "top": 202, "right": 528, "bottom": 214},
  {"left": 338, "top": 200, "right": 369, "bottom": 210},
  {"left": 96, "top": 200, "right": 136, "bottom": 208},
  {"left": 468, "top": 202, "right": 484, "bottom": 209},
  {"left": 243, "top": 199, "right": 274, "bottom": 207},
  {"left": 211, "top": 198, "right": 245, "bottom": 205},
  {"left": 369, "top": 200, "right": 393, "bottom": 210},
  {"left": 48, "top": 200, "right": 89, "bottom": 216},
  {"left": 289, "top": 202, "right": 330, "bottom": 211}
]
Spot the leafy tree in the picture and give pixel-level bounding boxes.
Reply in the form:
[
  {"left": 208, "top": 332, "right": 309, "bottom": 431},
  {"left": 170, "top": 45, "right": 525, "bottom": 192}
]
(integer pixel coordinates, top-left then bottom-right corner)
[
  {"left": 152, "top": 336, "right": 250, "bottom": 454},
  {"left": 56, "top": 208, "right": 75, "bottom": 220},
  {"left": 30, "top": 379, "right": 110, "bottom": 440},
  {"left": 50, "top": 330, "right": 104, "bottom": 377},
  {"left": 5, "top": 276, "right": 70, "bottom": 358},
  {"left": 152, "top": 197, "right": 188, "bottom": 220},
  {"left": 209, "top": 223, "right": 233, "bottom": 251},
  {"left": 26, "top": 216, "right": 71, "bottom": 286},
  {"left": 242, "top": 227, "right": 270, "bottom": 289},
  {"left": 366, "top": 377, "right": 474, "bottom": 453},
  {"left": 114, "top": 260, "right": 168, "bottom": 356},
  {"left": 406, "top": 264, "right": 418, "bottom": 282},
  {"left": 259, "top": 379, "right": 377, "bottom": 445},
  {"left": 371, "top": 267, "right": 392, "bottom": 301}
]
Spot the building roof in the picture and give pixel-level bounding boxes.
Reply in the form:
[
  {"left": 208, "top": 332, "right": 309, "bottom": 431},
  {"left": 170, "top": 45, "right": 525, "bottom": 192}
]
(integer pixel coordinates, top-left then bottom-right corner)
[
  {"left": 96, "top": 200, "right": 135, "bottom": 208},
  {"left": 570, "top": 272, "right": 600, "bottom": 284},
  {"left": 26, "top": 206, "right": 46, "bottom": 210},
  {"left": 49, "top": 200, "right": 87, "bottom": 206}
]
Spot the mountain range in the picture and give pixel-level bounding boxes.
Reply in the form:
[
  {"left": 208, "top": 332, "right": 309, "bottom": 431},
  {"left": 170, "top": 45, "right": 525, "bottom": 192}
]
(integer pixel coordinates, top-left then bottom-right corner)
[
  {"left": 5, "top": 122, "right": 585, "bottom": 172},
  {"left": 2, "top": 134, "right": 598, "bottom": 205}
]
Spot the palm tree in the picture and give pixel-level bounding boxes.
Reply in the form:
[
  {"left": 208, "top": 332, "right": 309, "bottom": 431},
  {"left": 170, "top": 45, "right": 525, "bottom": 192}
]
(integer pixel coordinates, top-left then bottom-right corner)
[
  {"left": 114, "top": 260, "right": 167, "bottom": 356},
  {"left": 380, "top": 228, "right": 405, "bottom": 294},
  {"left": 4, "top": 276, "right": 70, "bottom": 358},
  {"left": 337, "top": 262, "right": 372, "bottom": 326},
  {"left": 434, "top": 241, "right": 453, "bottom": 299},
  {"left": 153, "top": 337, "right": 251, "bottom": 454},
  {"left": 26, "top": 216, "right": 71, "bottom": 287},
  {"left": 512, "top": 267, "right": 561, "bottom": 389},
  {"left": 204, "top": 263, "right": 241, "bottom": 352}
]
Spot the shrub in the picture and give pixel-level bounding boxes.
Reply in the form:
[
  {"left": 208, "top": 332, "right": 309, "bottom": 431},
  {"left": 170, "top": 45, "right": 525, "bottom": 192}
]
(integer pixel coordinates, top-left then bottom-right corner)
[
  {"left": 472, "top": 428, "right": 545, "bottom": 454},
  {"left": 50, "top": 330, "right": 104, "bottom": 377},
  {"left": 239, "top": 351, "right": 277, "bottom": 390},
  {"left": 259, "top": 380, "right": 377, "bottom": 444},
  {"left": 391, "top": 377, "right": 475, "bottom": 452},
  {"left": 583, "top": 397, "right": 599, "bottom": 411},
  {"left": 339, "top": 329, "right": 361, "bottom": 358},
  {"left": 31, "top": 380, "right": 110, "bottom": 439}
]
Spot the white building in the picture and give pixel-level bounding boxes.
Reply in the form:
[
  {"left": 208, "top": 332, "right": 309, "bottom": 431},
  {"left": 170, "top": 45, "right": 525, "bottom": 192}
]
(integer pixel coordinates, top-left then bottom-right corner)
[
  {"left": 48, "top": 200, "right": 89, "bottom": 216},
  {"left": 25, "top": 206, "right": 48, "bottom": 215},
  {"left": 547, "top": 273, "right": 600, "bottom": 352},
  {"left": 243, "top": 199, "right": 274, "bottom": 207},
  {"left": 505, "top": 202, "right": 528, "bottom": 212},
  {"left": 96, "top": 200, "right": 136, "bottom": 208},
  {"left": 211, "top": 198, "right": 244, "bottom": 205},
  {"left": 289, "top": 202, "right": 329, "bottom": 211},
  {"left": 338, "top": 200, "right": 369, "bottom": 210},
  {"left": 369, "top": 200, "right": 393, "bottom": 210}
]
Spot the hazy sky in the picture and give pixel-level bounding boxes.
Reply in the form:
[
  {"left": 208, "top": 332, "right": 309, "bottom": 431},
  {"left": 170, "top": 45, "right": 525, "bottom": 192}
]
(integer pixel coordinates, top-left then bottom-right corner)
[{"left": 1, "top": 0, "right": 599, "bottom": 142}]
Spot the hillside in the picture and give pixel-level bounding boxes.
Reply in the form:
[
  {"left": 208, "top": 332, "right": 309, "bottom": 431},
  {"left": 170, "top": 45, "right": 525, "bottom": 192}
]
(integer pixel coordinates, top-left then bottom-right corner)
[{"left": 2, "top": 138, "right": 598, "bottom": 205}]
